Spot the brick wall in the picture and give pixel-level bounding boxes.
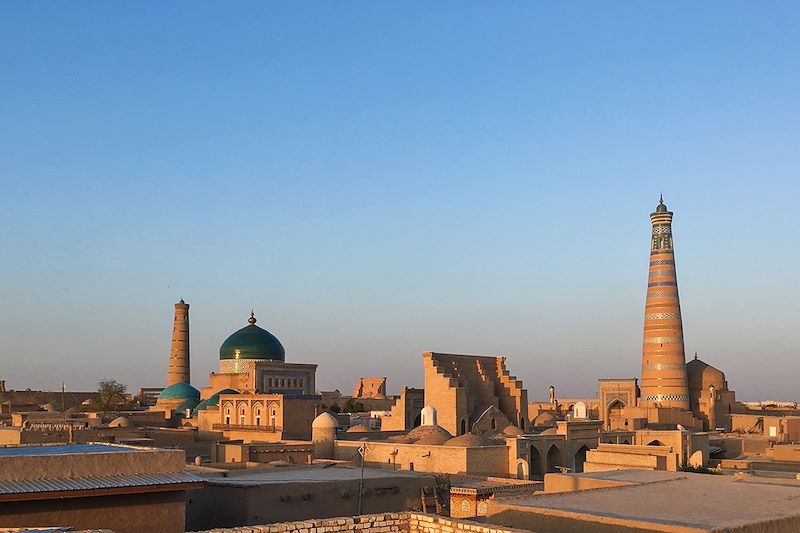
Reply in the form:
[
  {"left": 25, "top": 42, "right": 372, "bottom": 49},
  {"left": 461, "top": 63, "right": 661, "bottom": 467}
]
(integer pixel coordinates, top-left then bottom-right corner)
[
  {"left": 334, "top": 440, "right": 471, "bottom": 474},
  {"left": 189, "top": 512, "right": 531, "bottom": 533}
]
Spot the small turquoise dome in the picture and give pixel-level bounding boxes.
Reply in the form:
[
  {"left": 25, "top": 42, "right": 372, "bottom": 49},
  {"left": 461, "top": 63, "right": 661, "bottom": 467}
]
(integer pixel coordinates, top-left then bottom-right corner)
[
  {"left": 191, "top": 388, "right": 239, "bottom": 416},
  {"left": 175, "top": 398, "right": 200, "bottom": 413},
  {"left": 219, "top": 312, "right": 285, "bottom": 362},
  {"left": 158, "top": 382, "right": 200, "bottom": 400}
]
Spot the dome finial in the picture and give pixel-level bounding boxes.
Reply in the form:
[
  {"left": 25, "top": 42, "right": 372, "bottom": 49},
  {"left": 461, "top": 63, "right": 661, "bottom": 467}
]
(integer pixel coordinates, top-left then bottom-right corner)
[{"left": 248, "top": 310, "right": 256, "bottom": 326}]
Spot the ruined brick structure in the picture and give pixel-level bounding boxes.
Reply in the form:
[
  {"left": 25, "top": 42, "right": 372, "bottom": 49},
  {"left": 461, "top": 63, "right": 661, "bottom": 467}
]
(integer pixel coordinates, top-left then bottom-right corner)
[
  {"left": 423, "top": 352, "right": 528, "bottom": 436},
  {"left": 352, "top": 377, "right": 387, "bottom": 399}
]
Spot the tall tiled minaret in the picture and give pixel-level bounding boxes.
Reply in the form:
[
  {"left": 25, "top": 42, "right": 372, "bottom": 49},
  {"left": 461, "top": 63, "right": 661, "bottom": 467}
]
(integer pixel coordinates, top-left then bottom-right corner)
[
  {"left": 640, "top": 197, "right": 690, "bottom": 409},
  {"left": 166, "top": 299, "right": 190, "bottom": 386}
]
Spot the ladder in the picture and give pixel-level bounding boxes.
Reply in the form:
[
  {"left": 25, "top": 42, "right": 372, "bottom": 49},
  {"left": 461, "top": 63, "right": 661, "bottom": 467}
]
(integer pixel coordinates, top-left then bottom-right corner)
[{"left": 420, "top": 485, "right": 441, "bottom": 514}]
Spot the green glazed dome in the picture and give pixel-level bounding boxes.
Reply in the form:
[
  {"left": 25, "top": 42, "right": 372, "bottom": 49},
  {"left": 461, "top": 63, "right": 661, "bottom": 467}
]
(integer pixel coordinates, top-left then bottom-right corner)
[
  {"left": 219, "top": 312, "right": 285, "bottom": 362},
  {"left": 158, "top": 382, "right": 200, "bottom": 400}
]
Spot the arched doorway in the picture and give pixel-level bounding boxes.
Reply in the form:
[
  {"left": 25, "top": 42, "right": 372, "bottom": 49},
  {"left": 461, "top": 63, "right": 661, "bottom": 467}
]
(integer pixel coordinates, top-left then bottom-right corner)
[
  {"left": 530, "top": 446, "right": 542, "bottom": 479},
  {"left": 515, "top": 459, "right": 529, "bottom": 480},
  {"left": 546, "top": 444, "right": 561, "bottom": 473},
  {"left": 606, "top": 399, "right": 626, "bottom": 429},
  {"left": 574, "top": 445, "right": 589, "bottom": 473},
  {"left": 460, "top": 419, "right": 467, "bottom": 435}
]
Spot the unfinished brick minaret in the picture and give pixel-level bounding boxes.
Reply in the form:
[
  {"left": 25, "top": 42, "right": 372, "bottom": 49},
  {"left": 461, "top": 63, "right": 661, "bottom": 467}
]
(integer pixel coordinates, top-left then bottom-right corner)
[
  {"left": 166, "top": 299, "right": 190, "bottom": 386},
  {"left": 640, "top": 197, "right": 690, "bottom": 410}
]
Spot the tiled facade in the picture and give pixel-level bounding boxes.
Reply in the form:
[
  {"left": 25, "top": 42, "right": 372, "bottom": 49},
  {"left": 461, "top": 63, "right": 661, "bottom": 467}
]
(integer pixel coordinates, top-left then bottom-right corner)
[{"left": 640, "top": 199, "right": 690, "bottom": 409}]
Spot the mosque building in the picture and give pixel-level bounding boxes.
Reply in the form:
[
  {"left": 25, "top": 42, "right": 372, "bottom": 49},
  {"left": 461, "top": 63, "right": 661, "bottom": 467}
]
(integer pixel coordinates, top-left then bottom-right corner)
[
  {"left": 152, "top": 304, "right": 321, "bottom": 442},
  {"left": 145, "top": 197, "right": 737, "bottom": 480},
  {"left": 596, "top": 197, "right": 737, "bottom": 431}
]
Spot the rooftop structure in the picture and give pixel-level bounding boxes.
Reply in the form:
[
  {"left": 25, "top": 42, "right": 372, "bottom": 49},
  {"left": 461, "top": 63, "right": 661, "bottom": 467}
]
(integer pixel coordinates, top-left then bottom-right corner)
[
  {"left": 488, "top": 469, "right": 800, "bottom": 532},
  {"left": 0, "top": 442, "right": 203, "bottom": 533},
  {"left": 185, "top": 464, "right": 436, "bottom": 530}
]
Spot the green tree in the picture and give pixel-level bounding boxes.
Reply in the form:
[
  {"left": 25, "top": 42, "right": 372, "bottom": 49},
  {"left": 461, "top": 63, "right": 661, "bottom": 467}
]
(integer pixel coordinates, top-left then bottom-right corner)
[
  {"left": 342, "top": 399, "right": 365, "bottom": 413},
  {"left": 88, "top": 379, "right": 129, "bottom": 412}
]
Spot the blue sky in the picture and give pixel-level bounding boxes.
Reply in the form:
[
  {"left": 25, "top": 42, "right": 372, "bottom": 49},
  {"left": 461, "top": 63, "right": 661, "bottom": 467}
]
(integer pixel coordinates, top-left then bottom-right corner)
[{"left": 1, "top": 2, "right": 798, "bottom": 400}]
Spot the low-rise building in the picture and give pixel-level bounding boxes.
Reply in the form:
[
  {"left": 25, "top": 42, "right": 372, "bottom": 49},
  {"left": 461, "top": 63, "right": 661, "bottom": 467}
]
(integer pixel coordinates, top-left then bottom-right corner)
[
  {"left": 0, "top": 443, "right": 203, "bottom": 533},
  {"left": 185, "top": 464, "right": 436, "bottom": 531},
  {"left": 487, "top": 469, "right": 800, "bottom": 532}
]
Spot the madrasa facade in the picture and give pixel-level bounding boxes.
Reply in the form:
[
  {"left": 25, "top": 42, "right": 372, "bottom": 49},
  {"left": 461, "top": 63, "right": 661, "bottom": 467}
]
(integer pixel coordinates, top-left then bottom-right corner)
[{"left": 153, "top": 306, "right": 321, "bottom": 442}]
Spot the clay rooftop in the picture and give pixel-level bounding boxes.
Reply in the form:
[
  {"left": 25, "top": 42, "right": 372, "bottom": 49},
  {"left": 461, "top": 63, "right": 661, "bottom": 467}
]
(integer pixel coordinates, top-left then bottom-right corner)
[
  {"left": 0, "top": 443, "right": 137, "bottom": 457},
  {"left": 191, "top": 464, "right": 431, "bottom": 486},
  {"left": 496, "top": 470, "right": 800, "bottom": 531}
]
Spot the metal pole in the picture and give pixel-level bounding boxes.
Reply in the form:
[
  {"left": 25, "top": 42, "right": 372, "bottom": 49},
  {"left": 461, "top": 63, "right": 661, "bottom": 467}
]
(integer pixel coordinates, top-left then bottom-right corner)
[{"left": 357, "top": 443, "right": 366, "bottom": 514}]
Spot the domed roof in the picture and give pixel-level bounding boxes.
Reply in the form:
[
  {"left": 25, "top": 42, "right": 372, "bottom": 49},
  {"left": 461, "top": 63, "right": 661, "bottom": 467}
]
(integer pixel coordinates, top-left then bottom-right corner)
[
  {"left": 191, "top": 388, "right": 239, "bottom": 416},
  {"left": 443, "top": 433, "right": 495, "bottom": 447},
  {"left": 686, "top": 355, "right": 724, "bottom": 375},
  {"left": 158, "top": 382, "right": 200, "bottom": 400},
  {"left": 220, "top": 312, "right": 285, "bottom": 362},
  {"left": 406, "top": 425, "right": 452, "bottom": 444},
  {"left": 686, "top": 354, "right": 726, "bottom": 390},
  {"left": 175, "top": 398, "right": 200, "bottom": 413},
  {"left": 502, "top": 425, "right": 525, "bottom": 437},
  {"left": 533, "top": 411, "right": 557, "bottom": 427},
  {"left": 108, "top": 416, "right": 131, "bottom": 428},
  {"left": 312, "top": 412, "right": 339, "bottom": 429},
  {"left": 420, "top": 405, "right": 437, "bottom": 424}
]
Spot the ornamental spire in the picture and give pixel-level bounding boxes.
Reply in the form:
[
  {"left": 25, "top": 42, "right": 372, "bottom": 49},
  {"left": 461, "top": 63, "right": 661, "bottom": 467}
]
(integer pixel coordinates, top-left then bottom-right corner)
[{"left": 248, "top": 310, "right": 257, "bottom": 326}]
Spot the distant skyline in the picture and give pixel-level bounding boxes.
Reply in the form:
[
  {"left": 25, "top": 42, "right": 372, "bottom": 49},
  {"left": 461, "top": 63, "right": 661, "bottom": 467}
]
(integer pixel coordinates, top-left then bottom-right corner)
[{"left": 1, "top": 3, "right": 798, "bottom": 401}]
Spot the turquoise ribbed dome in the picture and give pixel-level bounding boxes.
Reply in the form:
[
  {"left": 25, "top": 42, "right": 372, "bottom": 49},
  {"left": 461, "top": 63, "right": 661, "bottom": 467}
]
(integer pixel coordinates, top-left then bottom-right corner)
[
  {"left": 158, "top": 382, "right": 200, "bottom": 400},
  {"left": 219, "top": 312, "right": 285, "bottom": 362},
  {"left": 175, "top": 398, "right": 200, "bottom": 413},
  {"left": 191, "top": 389, "right": 239, "bottom": 417}
]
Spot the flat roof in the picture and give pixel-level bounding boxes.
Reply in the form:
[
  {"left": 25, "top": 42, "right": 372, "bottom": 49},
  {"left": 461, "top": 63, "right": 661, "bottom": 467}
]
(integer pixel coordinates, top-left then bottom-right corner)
[
  {"left": 499, "top": 471, "right": 800, "bottom": 530},
  {"left": 193, "top": 464, "right": 430, "bottom": 486},
  {"left": 0, "top": 472, "right": 203, "bottom": 498},
  {"left": 0, "top": 443, "right": 137, "bottom": 457}
]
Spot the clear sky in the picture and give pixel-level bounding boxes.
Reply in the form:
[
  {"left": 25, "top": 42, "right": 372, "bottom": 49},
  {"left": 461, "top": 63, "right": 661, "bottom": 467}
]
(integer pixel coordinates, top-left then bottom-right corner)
[{"left": 1, "top": 2, "right": 798, "bottom": 401}]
